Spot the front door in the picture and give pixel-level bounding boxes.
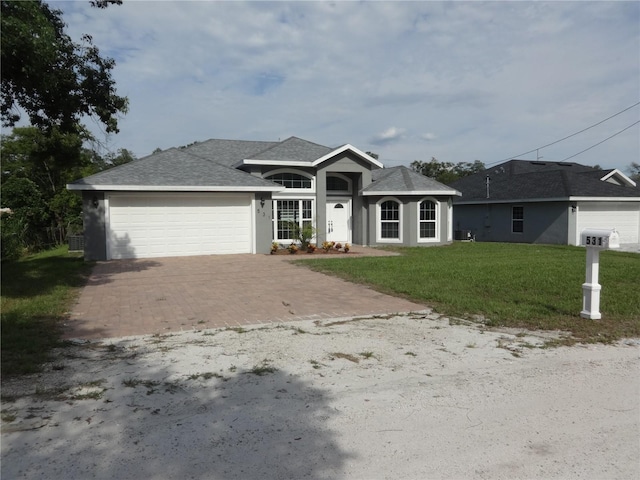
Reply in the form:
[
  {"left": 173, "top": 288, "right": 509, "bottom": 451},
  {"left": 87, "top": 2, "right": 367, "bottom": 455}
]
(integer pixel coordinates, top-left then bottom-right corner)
[{"left": 326, "top": 199, "right": 351, "bottom": 243}]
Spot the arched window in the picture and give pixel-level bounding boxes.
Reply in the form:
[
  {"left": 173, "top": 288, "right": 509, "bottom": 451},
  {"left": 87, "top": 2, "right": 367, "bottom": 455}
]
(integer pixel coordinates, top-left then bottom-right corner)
[
  {"left": 377, "top": 198, "right": 401, "bottom": 242},
  {"left": 266, "top": 172, "right": 312, "bottom": 189},
  {"left": 418, "top": 199, "right": 439, "bottom": 242},
  {"left": 326, "top": 174, "right": 351, "bottom": 193}
]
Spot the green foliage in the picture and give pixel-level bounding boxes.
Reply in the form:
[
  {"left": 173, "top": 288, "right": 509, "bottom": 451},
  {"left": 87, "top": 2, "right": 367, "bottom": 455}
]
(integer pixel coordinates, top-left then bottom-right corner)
[
  {"left": 628, "top": 162, "right": 640, "bottom": 182},
  {"left": 410, "top": 157, "right": 485, "bottom": 185},
  {"left": 1, "top": 176, "right": 49, "bottom": 258},
  {"left": 302, "top": 243, "right": 640, "bottom": 343},
  {"left": 288, "top": 221, "right": 316, "bottom": 250},
  {"left": 1, "top": 0, "right": 128, "bottom": 133}
]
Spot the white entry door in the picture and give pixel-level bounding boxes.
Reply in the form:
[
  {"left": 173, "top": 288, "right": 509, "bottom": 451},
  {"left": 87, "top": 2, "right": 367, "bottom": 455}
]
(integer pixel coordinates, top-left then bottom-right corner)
[{"left": 326, "top": 199, "right": 351, "bottom": 243}]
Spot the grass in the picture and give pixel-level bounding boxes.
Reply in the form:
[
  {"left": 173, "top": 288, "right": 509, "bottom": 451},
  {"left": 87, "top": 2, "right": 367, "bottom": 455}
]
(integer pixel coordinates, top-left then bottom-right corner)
[
  {"left": 1, "top": 246, "right": 92, "bottom": 377},
  {"left": 298, "top": 243, "right": 640, "bottom": 343}
]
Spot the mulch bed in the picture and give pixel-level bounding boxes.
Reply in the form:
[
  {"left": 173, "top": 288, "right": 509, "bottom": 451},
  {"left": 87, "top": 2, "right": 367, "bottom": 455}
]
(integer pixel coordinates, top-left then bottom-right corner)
[{"left": 271, "top": 248, "right": 355, "bottom": 256}]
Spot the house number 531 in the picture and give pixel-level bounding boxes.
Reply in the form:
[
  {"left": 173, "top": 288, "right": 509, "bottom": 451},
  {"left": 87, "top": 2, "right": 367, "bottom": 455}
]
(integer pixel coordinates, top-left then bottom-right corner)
[{"left": 585, "top": 236, "right": 603, "bottom": 246}]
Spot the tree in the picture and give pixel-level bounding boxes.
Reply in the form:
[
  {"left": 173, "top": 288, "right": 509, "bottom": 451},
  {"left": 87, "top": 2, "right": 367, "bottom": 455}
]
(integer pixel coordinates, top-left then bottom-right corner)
[
  {"left": 0, "top": 127, "right": 107, "bottom": 251},
  {"left": 627, "top": 162, "right": 640, "bottom": 182},
  {"left": 1, "top": 0, "right": 128, "bottom": 134},
  {"left": 411, "top": 158, "right": 485, "bottom": 185}
]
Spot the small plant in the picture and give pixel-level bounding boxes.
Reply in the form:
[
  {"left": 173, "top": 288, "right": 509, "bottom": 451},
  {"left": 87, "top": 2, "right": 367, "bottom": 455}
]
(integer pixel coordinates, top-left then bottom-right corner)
[
  {"left": 248, "top": 360, "right": 277, "bottom": 376},
  {"left": 288, "top": 221, "right": 316, "bottom": 250},
  {"left": 343, "top": 243, "right": 350, "bottom": 253},
  {"left": 287, "top": 242, "right": 299, "bottom": 254},
  {"left": 359, "top": 351, "right": 375, "bottom": 359},
  {"left": 271, "top": 242, "right": 279, "bottom": 254},
  {"left": 306, "top": 243, "right": 317, "bottom": 253},
  {"left": 334, "top": 242, "right": 342, "bottom": 250},
  {"left": 404, "top": 351, "right": 417, "bottom": 357},
  {"left": 321, "top": 241, "right": 333, "bottom": 252}
]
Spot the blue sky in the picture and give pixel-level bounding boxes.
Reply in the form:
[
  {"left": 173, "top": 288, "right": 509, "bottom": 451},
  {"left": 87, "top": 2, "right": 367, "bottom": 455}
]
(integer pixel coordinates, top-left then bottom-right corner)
[{"left": 59, "top": 1, "right": 639, "bottom": 172}]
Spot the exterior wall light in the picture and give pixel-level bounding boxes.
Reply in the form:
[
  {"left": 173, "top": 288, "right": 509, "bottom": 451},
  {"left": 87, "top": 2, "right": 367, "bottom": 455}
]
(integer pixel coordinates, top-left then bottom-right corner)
[{"left": 92, "top": 196, "right": 99, "bottom": 208}]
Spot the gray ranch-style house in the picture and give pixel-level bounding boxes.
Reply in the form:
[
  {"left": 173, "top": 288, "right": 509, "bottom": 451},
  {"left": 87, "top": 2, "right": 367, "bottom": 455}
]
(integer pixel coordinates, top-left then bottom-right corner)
[
  {"left": 449, "top": 159, "right": 640, "bottom": 246},
  {"left": 68, "top": 137, "right": 461, "bottom": 260}
]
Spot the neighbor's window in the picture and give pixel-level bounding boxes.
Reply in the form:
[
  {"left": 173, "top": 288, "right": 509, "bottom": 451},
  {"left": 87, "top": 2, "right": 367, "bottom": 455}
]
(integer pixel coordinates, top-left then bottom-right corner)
[
  {"left": 380, "top": 200, "right": 400, "bottom": 239},
  {"left": 512, "top": 206, "right": 524, "bottom": 233},
  {"left": 419, "top": 200, "right": 437, "bottom": 239},
  {"left": 266, "top": 172, "right": 312, "bottom": 189}
]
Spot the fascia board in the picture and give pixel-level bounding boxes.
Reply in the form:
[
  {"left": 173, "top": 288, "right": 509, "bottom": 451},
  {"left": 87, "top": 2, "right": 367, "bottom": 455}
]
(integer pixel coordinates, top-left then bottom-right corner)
[
  {"left": 361, "top": 189, "right": 461, "bottom": 197},
  {"left": 455, "top": 197, "right": 572, "bottom": 205},
  {"left": 313, "top": 144, "right": 384, "bottom": 168},
  {"left": 454, "top": 196, "right": 640, "bottom": 205},
  {"left": 242, "top": 159, "right": 313, "bottom": 167},
  {"left": 569, "top": 196, "right": 640, "bottom": 202},
  {"left": 66, "top": 184, "right": 284, "bottom": 192}
]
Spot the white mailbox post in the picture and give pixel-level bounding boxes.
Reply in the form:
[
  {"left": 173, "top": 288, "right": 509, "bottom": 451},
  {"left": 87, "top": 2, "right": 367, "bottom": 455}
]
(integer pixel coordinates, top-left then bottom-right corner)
[{"left": 580, "top": 228, "right": 620, "bottom": 320}]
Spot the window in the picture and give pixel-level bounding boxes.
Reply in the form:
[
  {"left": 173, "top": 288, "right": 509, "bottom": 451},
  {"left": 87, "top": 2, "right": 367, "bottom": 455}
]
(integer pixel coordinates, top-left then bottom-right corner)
[
  {"left": 273, "top": 199, "right": 313, "bottom": 241},
  {"left": 379, "top": 199, "right": 401, "bottom": 241},
  {"left": 512, "top": 206, "right": 524, "bottom": 233},
  {"left": 419, "top": 200, "right": 437, "bottom": 240},
  {"left": 327, "top": 175, "right": 351, "bottom": 192},
  {"left": 266, "top": 172, "right": 312, "bottom": 189}
]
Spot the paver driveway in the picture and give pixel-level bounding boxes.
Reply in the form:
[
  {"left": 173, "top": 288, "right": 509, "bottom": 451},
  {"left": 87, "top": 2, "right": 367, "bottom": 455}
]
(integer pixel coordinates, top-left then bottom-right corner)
[{"left": 66, "top": 249, "right": 426, "bottom": 340}]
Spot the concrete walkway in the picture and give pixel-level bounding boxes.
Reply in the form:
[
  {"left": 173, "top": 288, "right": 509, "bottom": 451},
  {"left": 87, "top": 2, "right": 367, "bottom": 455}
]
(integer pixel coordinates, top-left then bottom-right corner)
[{"left": 66, "top": 247, "right": 426, "bottom": 340}]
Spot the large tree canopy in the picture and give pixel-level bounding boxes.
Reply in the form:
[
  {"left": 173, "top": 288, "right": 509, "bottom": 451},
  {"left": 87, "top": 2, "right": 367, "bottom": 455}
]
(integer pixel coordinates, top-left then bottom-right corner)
[
  {"left": 1, "top": 0, "right": 128, "bottom": 134},
  {"left": 410, "top": 158, "right": 486, "bottom": 185}
]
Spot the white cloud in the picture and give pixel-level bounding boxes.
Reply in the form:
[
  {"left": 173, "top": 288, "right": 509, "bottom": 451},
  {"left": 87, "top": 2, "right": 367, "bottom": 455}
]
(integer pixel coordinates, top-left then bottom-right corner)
[
  {"left": 421, "top": 133, "right": 438, "bottom": 142},
  {"left": 370, "top": 127, "right": 406, "bottom": 146},
  {"left": 54, "top": 1, "right": 639, "bottom": 169}
]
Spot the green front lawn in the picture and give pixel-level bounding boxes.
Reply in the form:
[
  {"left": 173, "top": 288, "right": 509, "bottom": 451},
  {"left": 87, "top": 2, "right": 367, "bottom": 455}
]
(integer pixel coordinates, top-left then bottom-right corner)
[
  {"left": 298, "top": 243, "right": 640, "bottom": 343},
  {"left": 1, "top": 246, "right": 92, "bottom": 377}
]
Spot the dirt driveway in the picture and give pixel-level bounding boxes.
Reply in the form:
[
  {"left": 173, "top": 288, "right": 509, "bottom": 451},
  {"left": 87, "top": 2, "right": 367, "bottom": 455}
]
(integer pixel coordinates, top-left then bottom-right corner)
[{"left": 66, "top": 249, "right": 425, "bottom": 340}]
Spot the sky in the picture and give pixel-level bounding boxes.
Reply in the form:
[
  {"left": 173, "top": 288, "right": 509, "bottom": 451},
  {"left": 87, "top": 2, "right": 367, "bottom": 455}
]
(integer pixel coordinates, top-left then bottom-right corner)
[{"left": 56, "top": 1, "right": 639, "bottom": 172}]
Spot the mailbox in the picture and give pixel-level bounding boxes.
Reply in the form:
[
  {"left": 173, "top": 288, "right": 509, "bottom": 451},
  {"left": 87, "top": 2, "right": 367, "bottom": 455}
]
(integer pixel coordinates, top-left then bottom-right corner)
[
  {"left": 580, "top": 228, "right": 620, "bottom": 250},
  {"left": 579, "top": 228, "right": 619, "bottom": 320}
]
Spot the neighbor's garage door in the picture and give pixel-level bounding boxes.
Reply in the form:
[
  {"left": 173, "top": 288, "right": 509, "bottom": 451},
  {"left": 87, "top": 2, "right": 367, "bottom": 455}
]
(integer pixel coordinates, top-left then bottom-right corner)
[
  {"left": 577, "top": 202, "right": 639, "bottom": 244},
  {"left": 107, "top": 193, "right": 252, "bottom": 259}
]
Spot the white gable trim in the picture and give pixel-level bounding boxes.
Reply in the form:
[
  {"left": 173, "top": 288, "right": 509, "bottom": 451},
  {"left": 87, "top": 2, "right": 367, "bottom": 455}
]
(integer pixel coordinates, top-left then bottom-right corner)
[
  {"left": 312, "top": 144, "right": 384, "bottom": 168},
  {"left": 600, "top": 169, "right": 636, "bottom": 187}
]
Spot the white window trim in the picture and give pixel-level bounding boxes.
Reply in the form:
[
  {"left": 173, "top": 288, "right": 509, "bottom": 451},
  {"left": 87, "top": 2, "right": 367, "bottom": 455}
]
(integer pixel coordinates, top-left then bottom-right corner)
[
  {"left": 326, "top": 172, "right": 352, "bottom": 195},
  {"left": 376, "top": 196, "right": 403, "bottom": 243},
  {"left": 272, "top": 198, "right": 315, "bottom": 243},
  {"left": 417, "top": 197, "right": 440, "bottom": 243},
  {"left": 264, "top": 168, "right": 315, "bottom": 194},
  {"left": 512, "top": 205, "right": 524, "bottom": 234}
]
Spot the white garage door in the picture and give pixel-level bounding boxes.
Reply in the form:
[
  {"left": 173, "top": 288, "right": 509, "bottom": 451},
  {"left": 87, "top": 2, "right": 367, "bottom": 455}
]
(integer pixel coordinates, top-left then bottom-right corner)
[
  {"left": 107, "top": 193, "right": 252, "bottom": 259},
  {"left": 577, "top": 202, "right": 640, "bottom": 244}
]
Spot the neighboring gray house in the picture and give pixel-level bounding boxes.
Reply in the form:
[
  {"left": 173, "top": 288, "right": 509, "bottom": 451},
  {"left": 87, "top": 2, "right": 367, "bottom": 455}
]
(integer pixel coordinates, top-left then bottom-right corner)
[
  {"left": 449, "top": 159, "right": 640, "bottom": 246},
  {"left": 68, "top": 137, "right": 460, "bottom": 260}
]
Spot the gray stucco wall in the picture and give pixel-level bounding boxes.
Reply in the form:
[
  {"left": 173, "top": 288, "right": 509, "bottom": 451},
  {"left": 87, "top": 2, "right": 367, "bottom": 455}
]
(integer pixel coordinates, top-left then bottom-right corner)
[
  {"left": 82, "top": 191, "right": 107, "bottom": 261},
  {"left": 453, "top": 201, "right": 569, "bottom": 244},
  {"left": 365, "top": 195, "right": 453, "bottom": 247},
  {"left": 254, "top": 192, "right": 273, "bottom": 254}
]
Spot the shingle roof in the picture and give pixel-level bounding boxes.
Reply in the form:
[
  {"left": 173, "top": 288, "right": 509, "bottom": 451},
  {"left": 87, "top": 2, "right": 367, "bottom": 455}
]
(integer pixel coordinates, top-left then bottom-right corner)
[
  {"left": 362, "top": 166, "right": 461, "bottom": 196},
  {"left": 68, "top": 148, "right": 281, "bottom": 190},
  {"left": 247, "top": 137, "right": 332, "bottom": 163},
  {"left": 450, "top": 160, "right": 640, "bottom": 203},
  {"left": 183, "top": 139, "right": 278, "bottom": 167}
]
